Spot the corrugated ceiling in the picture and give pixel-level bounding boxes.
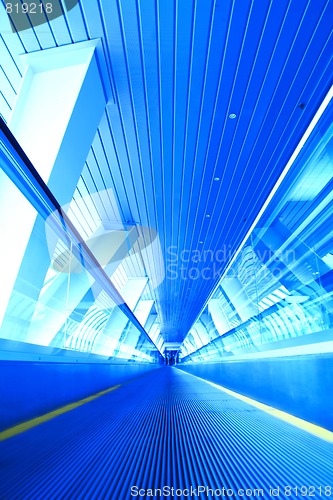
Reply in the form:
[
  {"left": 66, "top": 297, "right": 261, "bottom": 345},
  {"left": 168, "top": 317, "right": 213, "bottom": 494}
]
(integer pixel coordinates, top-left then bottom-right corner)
[{"left": 1, "top": 0, "right": 333, "bottom": 344}]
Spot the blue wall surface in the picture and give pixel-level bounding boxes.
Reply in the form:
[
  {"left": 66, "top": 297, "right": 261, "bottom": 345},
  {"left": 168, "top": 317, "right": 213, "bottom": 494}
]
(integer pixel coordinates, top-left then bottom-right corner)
[
  {"left": 0, "top": 360, "right": 161, "bottom": 431},
  {"left": 178, "top": 354, "right": 333, "bottom": 431}
]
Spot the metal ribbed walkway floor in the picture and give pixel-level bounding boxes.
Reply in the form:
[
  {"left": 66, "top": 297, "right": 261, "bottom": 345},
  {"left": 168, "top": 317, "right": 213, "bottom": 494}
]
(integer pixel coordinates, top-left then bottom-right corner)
[{"left": 0, "top": 367, "right": 332, "bottom": 499}]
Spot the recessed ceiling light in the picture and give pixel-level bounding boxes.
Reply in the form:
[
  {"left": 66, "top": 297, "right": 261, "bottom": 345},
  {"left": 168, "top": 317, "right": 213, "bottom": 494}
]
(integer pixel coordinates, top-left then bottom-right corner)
[
  {"left": 229, "top": 113, "right": 237, "bottom": 119},
  {"left": 214, "top": 177, "right": 220, "bottom": 181}
]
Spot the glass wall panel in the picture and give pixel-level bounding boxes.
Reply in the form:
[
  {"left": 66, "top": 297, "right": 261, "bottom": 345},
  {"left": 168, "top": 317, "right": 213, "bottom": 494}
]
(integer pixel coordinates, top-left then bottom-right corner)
[
  {"left": 0, "top": 132, "right": 160, "bottom": 363},
  {"left": 180, "top": 97, "right": 333, "bottom": 362}
]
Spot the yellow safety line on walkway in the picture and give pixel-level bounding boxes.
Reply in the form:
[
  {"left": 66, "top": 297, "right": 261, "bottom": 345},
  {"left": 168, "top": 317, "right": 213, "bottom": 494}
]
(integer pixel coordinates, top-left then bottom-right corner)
[
  {"left": 203, "top": 378, "right": 333, "bottom": 443},
  {"left": 0, "top": 384, "right": 121, "bottom": 442},
  {"left": 181, "top": 370, "right": 333, "bottom": 443}
]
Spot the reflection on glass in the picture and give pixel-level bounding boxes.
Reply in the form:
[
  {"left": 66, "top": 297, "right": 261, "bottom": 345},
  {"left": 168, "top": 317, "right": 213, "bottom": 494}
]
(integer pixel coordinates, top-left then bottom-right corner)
[{"left": 0, "top": 170, "right": 159, "bottom": 363}]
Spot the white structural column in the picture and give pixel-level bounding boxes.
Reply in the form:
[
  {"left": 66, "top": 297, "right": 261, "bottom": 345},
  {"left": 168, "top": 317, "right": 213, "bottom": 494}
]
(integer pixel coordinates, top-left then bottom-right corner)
[
  {"left": 92, "top": 277, "right": 149, "bottom": 356},
  {"left": 0, "top": 40, "right": 107, "bottom": 341},
  {"left": 133, "top": 300, "right": 155, "bottom": 328},
  {"left": 25, "top": 228, "right": 140, "bottom": 346},
  {"left": 119, "top": 299, "right": 155, "bottom": 358},
  {"left": 9, "top": 40, "right": 107, "bottom": 196}
]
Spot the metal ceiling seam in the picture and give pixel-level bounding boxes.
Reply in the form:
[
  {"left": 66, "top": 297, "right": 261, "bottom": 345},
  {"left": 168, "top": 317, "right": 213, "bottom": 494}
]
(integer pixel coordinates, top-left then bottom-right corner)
[
  {"left": 184, "top": 224, "right": 279, "bottom": 322},
  {"left": 170, "top": 0, "right": 178, "bottom": 303},
  {"left": 12, "top": 26, "right": 40, "bottom": 53},
  {"left": 169, "top": 0, "right": 180, "bottom": 322},
  {"left": 154, "top": 0, "right": 168, "bottom": 327},
  {"left": 108, "top": 109, "right": 144, "bottom": 229},
  {"left": 68, "top": 198, "right": 92, "bottom": 238},
  {"left": 223, "top": 49, "right": 333, "bottom": 237},
  {"left": 79, "top": 171, "right": 106, "bottom": 226},
  {"left": 158, "top": 3, "right": 174, "bottom": 274},
  {"left": 94, "top": 173, "right": 119, "bottom": 223},
  {"left": 61, "top": 0, "right": 88, "bottom": 43},
  {"left": 178, "top": 0, "right": 219, "bottom": 248},
  {"left": 127, "top": 251, "right": 138, "bottom": 277},
  {"left": 48, "top": 6, "right": 74, "bottom": 45},
  {"left": 200, "top": 0, "right": 294, "bottom": 230},
  {"left": 213, "top": 0, "right": 295, "bottom": 171},
  {"left": 135, "top": 0, "right": 159, "bottom": 220},
  {"left": 183, "top": 0, "right": 256, "bottom": 277},
  {"left": 31, "top": 19, "right": 57, "bottom": 49},
  {"left": 197, "top": 0, "right": 275, "bottom": 229},
  {"left": 94, "top": 3, "right": 121, "bottom": 108},
  {"left": 73, "top": 0, "right": 90, "bottom": 42},
  {"left": 79, "top": 1, "right": 103, "bottom": 40},
  {"left": 43, "top": 0, "right": 68, "bottom": 42},
  {"left": 129, "top": 250, "right": 140, "bottom": 277},
  {"left": 105, "top": 118, "right": 136, "bottom": 214},
  {"left": 95, "top": 0, "right": 118, "bottom": 100},
  {"left": 0, "top": 87, "right": 11, "bottom": 108},
  {"left": 172, "top": 0, "right": 222, "bottom": 315},
  {"left": 7, "top": 11, "right": 32, "bottom": 43},
  {"left": 74, "top": 181, "right": 98, "bottom": 230},
  {"left": 135, "top": 0, "right": 164, "bottom": 308},
  {"left": 89, "top": 147, "right": 114, "bottom": 219},
  {"left": 124, "top": 0, "right": 162, "bottom": 293},
  {"left": 174, "top": 0, "right": 197, "bottom": 251},
  {"left": 172, "top": 4, "right": 234, "bottom": 322},
  {"left": 116, "top": 0, "right": 150, "bottom": 217},
  {"left": 250, "top": 4, "right": 332, "bottom": 155},
  {"left": 3, "top": 0, "right": 330, "bottom": 341},
  {"left": 0, "top": 38, "right": 23, "bottom": 91},
  {"left": 236, "top": 98, "right": 330, "bottom": 230},
  {"left": 99, "top": 112, "right": 135, "bottom": 222},
  {"left": 179, "top": 94, "right": 233, "bottom": 282},
  {"left": 97, "top": 128, "right": 160, "bottom": 318},
  {"left": 187, "top": 194, "right": 297, "bottom": 328},
  {"left": 173, "top": 0, "right": 216, "bottom": 260},
  {"left": 93, "top": 129, "right": 116, "bottom": 194},
  {"left": 85, "top": 163, "right": 107, "bottom": 221},
  {"left": 194, "top": 12, "right": 332, "bottom": 267},
  {"left": 157, "top": 0, "right": 176, "bottom": 326},
  {"left": 105, "top": 110, "right": 142, "bottom": 223},
  {"left": 76, "top": 2, "right": 115, "bottom": 102},
  {"left": 192, "top": 0, "right": 241, "bottom": 194},
  {"left": 0, "top": 89, "right": 11, "bottom": 123},
  {"left": 0, "top": 34, "right": 24, "bottom": 80}
]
